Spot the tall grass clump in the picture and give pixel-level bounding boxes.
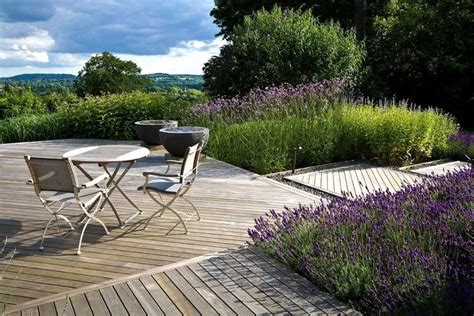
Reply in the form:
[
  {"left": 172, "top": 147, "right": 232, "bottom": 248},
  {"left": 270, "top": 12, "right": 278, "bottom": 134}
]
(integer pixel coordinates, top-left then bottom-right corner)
[
  {"left": 0, "top": 88, "right": 207, "bottom": 144},
  {"left": 249, "top": 167, "right": 473, "bottom": 314},
  {"left": 191, "top": 80, "right": 458, "bottom": 174}
]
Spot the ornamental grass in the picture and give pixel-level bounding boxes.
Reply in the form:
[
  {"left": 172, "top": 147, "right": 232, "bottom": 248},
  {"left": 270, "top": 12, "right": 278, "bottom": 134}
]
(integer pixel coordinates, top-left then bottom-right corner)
[{"left": 249, "top": 167, "right": 473, "bottom": 314}]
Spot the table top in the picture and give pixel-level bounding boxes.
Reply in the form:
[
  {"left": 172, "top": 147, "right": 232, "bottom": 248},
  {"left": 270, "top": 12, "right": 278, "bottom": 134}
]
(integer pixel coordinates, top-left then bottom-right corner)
[{"left": 63, "top": 145, "right": 150, "bottom": 163}]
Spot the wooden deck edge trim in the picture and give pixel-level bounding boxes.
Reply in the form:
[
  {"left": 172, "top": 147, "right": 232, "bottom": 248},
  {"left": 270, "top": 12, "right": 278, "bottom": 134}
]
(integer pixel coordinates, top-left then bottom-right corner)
[
  {"left": 5, "top": 246, "right": 246, "bottom": 314},
  {"left": 280, "top": 177, "right": 344, "bottom": 199},
  {"left": 399, "top": 158, "right": 454, "bottom": 171},
  {"left": 257, "top": 176, "right": 325, "bottom": 201}
]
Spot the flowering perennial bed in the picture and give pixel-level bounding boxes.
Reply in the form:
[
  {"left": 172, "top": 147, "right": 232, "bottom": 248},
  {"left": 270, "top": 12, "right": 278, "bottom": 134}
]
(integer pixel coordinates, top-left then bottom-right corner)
[{"left": 249, "top": 167, "right": 473, "bottom": 314}]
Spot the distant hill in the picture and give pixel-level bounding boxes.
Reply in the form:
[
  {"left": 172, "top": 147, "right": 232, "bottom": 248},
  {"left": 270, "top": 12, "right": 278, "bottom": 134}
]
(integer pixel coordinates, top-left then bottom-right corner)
[{"left": 0, "top": 73, "right": 204, "bottom": 93}]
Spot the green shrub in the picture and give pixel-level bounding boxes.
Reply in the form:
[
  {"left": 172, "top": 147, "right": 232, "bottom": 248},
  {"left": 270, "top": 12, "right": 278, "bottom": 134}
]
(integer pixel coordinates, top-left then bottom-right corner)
[
  {"left": 203, "top": 6, "right": 365, "bottom": 97},
  {"left": 0, "top": 89, "right": 207, "bottom": 144},
  {"left": 201, "top": 104, "right": 457, "bottom": 174},
  {"left": 0, "top": 85, "right": 48, "bottom": 119},
  {"left": 0, "top": 113, "right": 69, "bottom": 144}
]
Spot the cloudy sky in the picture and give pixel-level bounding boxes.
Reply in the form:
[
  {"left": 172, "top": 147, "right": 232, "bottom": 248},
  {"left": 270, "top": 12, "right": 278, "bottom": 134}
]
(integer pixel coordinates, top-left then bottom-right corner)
[{"left": 0, "top": 0, "right": 224, "bottom": 77}]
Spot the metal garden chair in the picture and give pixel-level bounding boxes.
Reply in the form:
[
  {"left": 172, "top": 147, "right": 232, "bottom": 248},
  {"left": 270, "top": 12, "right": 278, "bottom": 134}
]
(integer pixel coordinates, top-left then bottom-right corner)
[
  {"left": 24, "top": 156, "right": 111, "bottom": 255},
  {"left": 142, "top": 141, "right": 204, "bottom": 233}
]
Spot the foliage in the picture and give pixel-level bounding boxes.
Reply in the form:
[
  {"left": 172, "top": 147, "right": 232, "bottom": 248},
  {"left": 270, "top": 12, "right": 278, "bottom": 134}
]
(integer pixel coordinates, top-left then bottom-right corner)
[
  {"left": 0, "top": 73, "right": 204, "bottom": 95},
  {"left": 191, "top": 81, "right": 457, "bottom": 174},
  {"left": 203, "top": 7, "right": 365, "bottom": 97},
  {"left": 366, "top": 0, "right": 474, "bottom": 126},
  {"left": 0, "top": 89, "right": 207, "bottom": 144},
  {"left": 0, "top": 85, "right": 48, "bottom": 119},
  {"left": 73, "top": 52, "right": 154, "bottom": 97},
  {"left": 211, "top": 0, "right": 388, "bottom": 39},
  {"left": 446, "top": 131, "right": 474, "bottom": 160},
  {"left": 249, "top": 167, "right": 473, "bottom": 314}
]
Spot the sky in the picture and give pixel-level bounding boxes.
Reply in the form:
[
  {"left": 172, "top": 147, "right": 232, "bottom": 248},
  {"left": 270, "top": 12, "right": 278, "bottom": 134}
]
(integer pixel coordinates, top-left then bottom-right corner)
[{"left": 0, "top": 0, "right": 224, "bottom": 77}]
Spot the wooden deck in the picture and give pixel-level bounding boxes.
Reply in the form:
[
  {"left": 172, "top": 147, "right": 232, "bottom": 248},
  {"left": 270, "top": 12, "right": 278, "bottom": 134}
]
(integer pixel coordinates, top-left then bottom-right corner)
[
  {"left": 0, "top": 139, "right": 331, "bottom": 313},
  {"left": 8, "top": 247, "right": 358, "bottom": 315},
  {"left": 407, "top": 160, "right": 470, "bottom": 176},
  {"left": 285, "top": 162, "right": 422, "bottom": 197}
]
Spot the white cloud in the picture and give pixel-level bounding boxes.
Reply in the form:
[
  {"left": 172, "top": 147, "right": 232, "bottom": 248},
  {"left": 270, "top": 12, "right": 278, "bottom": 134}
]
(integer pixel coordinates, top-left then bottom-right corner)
[
  {"left": 117, "top": 37, "right": 226, "bottom": 74},
  {"left": 0, "top": 27, "right": 54, "bottom": 64},
  {"left": 0, "top": 37, "right": 225, "bottom": 77}
]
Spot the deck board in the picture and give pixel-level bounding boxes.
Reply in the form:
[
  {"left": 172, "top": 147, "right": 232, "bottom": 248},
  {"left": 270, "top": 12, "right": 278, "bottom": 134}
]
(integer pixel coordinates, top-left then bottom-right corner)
[
  {"left": 0, "top": 139, "right": 358, "bottom": 315},
  {"left": 286, "top": 163, "right": 423, "bottom": 197},
  {"left": 0, "top": 139, "right": 319, "bottom": 308}
]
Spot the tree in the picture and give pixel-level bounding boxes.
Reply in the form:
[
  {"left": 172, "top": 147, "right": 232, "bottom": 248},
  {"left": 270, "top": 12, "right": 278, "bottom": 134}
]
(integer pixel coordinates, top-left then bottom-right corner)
[
  {"left": 366, "top": 0, "right": 474, "bottom": 126},
  {"left": 204, "top": 6, "right": 365, "bottom": 97},
  {"left": 74, "top": 52, "right": 153, "bottom": 97},
  {"left": 211, "top": 0, "right": 387, "bottom": 40}
]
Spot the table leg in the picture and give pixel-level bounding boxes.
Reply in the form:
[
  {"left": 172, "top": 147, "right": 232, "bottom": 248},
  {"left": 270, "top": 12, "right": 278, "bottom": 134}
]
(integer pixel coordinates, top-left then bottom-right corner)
[{"left": 101, "top": 161, "right": 144, "bottom": 227}]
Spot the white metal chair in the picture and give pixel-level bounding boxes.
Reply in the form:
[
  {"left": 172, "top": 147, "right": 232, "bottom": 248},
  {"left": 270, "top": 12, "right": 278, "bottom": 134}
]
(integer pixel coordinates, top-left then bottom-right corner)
[
  {"left": 24, "top": 156, "right": 111, "bottom": 255},
  {"left": 142, "top": 141, "right": 204, "bottom": 233}
]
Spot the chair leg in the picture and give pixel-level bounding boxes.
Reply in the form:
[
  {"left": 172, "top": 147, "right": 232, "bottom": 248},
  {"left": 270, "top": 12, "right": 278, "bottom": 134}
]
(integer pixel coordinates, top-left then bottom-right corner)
[
  {"left": 144, "top": 192, "right": 188, "bottom": 233},
  {"left": 92, "top": 217, "right": 109, "bottom": 235},
  {"left": 57, "top": 214, "right": 74, "bottom": 230},
  {"left": 182, "top": 197, "right": 201, "bottom": 221},
  {"left": 77, "top": 218, "right": 91, "bottom": 255},
  {"left": 39, "top": 216, "right": 55, "bottom": 251}
]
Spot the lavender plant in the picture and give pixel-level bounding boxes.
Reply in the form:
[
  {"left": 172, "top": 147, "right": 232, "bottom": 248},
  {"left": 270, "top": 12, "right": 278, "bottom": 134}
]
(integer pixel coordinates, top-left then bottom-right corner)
[
  {"left": 447, "top": 131, "right": 474, "bottom": 159},
  {"left": 191, "top": 79, "right": 351, "bottom": 122},
  {"left": 249, "top": 167, "right": 473, "bottom": 314}
]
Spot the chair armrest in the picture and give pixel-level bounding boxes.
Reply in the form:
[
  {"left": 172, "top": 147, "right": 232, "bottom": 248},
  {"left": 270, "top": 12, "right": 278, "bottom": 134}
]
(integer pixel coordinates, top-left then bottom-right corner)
[
  {"left": 81, "top": 173, "right": 108, "bottom": 188},
  {"left": 166, "top": 160, "right": 182, "bottom": 165},
  {"left": 143, "top": 171, "right": 179, "bottom": 178}
]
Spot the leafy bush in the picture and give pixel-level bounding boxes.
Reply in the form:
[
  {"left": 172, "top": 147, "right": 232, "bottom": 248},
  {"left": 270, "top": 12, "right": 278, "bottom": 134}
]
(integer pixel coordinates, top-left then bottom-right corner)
[
  {"left": 445, "top": 131, "right": 474, "bottom": 160},
  {"left": 0, "top": 89, "right": 207, "bottom": 143},
  {"left": 366, "top": 0, "right": 474, "bottom": 126},
  {"left": 0, "top": 85, "right": 48, "bottom": 119},
  {"left": 0, "top": 113, "right": 68, "bottom": 144},
  {"left": 203, "top": 6, "right": 365, "bottom": 97},
  {"left": 249, "top": 167, "right": 473, "bottom": 314},
  {"left": 191, "top": 81, "right": 457, "bottom": 174}
]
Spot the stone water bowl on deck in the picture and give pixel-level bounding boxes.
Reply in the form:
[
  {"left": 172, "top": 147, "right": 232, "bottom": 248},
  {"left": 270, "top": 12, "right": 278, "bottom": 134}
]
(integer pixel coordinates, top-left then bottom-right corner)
[
  {"left": 134, "top": 120, "right": 178, "bottom": 146},
  {"left": 159, "top": 126, "right": 209, "bottom": 157}
]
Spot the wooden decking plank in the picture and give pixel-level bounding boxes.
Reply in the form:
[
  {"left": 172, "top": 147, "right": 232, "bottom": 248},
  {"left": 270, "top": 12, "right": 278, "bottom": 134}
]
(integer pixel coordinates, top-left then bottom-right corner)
[
  {"left": 84, "top": 290, "right": 110, "bottom": 316},
  {"left": 152, "top": 273, "right": 199, "bottom": 315},
  {"left": 126, "top": 279, "right": 163, "bottom": 315},
  {"left": 220, "top": 253, "right": 304, "bottom": 314},
  {"left": 112, "top": 283, "right": 146, "bottom": 316},
  {"left": 37, "top": 302, "right": 56, "bottom": 316},
  {"left": 247, "top": 247, "right": 359, "bottom": 315},
  {"left": 69, "top": 294, "right": 92, "bottom": 316},
  {"left": 99, "top": 287, "right": 127, "bottom": 316},
  {"left": 199, "top": 260, "right": 269, "bottom": 315},
  {"left": 230, "top": 250, "right": 321, "bottom": 314},
  {"left": 19, "top": 306, "right": 39, "bottom": 316},
  {"left": 54, "top": 297, "right": 74, "bottom": 316},
  {"left": 139, "top": 275, "right": 180, "bottom": 315},
  {"left": 176, "top": 266, "right": 236, "bottom": 315},
  {"left": 186, "top": 263, "right": 252, "bottom": 315},
  {"left": 164, "top": 269, "right": 218, "bottom": 315},
  {"left": 210, "top": 256, "right": 286, "bottom": 314}
]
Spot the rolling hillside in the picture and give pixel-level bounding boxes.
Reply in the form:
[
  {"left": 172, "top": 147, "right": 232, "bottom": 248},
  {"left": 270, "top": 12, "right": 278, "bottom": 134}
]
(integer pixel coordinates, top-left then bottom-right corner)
[{"left": 0, "top": 73, "right": 204, "bottom": 93}]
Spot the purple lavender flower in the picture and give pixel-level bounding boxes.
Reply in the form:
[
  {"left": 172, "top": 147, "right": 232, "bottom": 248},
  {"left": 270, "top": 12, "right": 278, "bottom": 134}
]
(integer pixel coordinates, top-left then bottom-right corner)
[
  {"left": 249, "top": 166, "right": 473, "bottom": 314},
  {"left": 191, "top": 79, "right": 352, "bottom": 120}
]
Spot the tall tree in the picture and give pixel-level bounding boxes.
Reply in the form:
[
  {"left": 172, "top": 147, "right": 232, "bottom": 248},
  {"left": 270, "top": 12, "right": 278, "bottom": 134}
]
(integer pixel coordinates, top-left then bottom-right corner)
[
  {"left": 204, "top": 7, "right": 365, "bottom": 97},
  {"left": 74, "top": 52, "right": 152, "bottom": 97}
]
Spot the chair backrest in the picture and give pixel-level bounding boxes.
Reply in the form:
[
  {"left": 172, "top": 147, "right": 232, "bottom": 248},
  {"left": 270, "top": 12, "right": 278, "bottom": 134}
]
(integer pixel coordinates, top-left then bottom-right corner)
[
  {"left": 24, "top": 156, "right": 78, "bottom": 194},
  {"left": 179, "top": 141, "right": 204, "bottom": 183}
]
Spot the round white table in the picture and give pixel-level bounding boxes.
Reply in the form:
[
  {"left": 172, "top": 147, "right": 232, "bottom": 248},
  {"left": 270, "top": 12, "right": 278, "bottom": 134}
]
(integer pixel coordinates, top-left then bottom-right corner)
[{"left": 63, "top": 145, "right": 150, "bottom": 227}]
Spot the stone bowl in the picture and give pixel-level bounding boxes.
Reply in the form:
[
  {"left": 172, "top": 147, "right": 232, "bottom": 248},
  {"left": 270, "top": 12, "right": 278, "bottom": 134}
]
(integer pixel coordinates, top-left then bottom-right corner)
[
  {"left": 133, "top": 120, "right": 178, "bottom": 146},
  {"left": 159, "top": 126, "right": 209, "bottom": 157}
]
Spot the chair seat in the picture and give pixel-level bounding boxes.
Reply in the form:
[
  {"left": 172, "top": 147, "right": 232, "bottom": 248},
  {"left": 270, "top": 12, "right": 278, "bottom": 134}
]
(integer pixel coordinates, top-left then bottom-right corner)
[
  {"left": 44, "top": 187, "right": 105, "bottom": 204},
  {"left": 146, "top": 177, "right": 183, "bottom": 193}
]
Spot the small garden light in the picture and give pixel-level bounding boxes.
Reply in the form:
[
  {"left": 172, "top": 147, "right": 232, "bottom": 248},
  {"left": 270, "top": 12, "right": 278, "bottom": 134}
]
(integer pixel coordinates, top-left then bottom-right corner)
[{"left": 292, "top": 146, "right": 302, "bottom": 174}]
